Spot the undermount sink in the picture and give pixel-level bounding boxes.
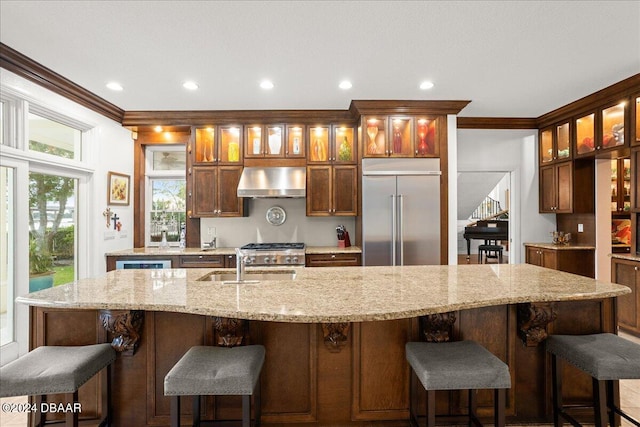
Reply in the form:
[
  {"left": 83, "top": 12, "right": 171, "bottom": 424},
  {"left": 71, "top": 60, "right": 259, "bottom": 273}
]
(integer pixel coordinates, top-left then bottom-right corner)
[{"left": 198, "top": 270, "right": 296, "bottom": 283}]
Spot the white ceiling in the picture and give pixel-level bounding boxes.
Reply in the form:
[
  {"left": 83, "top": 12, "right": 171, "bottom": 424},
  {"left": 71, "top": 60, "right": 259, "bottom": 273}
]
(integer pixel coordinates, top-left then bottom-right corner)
[{"left": 1, "top": 1, "right": 638, "bottom": 118}]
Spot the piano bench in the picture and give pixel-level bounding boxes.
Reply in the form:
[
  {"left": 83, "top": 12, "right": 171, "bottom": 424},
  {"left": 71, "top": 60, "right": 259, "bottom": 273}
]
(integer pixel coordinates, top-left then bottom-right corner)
[{"left": 478, "top": 244, "right": 503, "bottom": 264}]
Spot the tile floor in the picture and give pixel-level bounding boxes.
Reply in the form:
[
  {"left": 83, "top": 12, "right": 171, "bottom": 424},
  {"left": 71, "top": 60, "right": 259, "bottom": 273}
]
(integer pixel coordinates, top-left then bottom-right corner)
[{"left": 0, "top": 334, "right": 638, "bottom": 426}]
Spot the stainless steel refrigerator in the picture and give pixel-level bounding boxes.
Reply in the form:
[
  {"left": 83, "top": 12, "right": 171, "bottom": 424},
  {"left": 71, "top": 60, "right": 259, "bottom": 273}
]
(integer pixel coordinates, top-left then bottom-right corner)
[{"left": 362, "top": 158, "right": 441, "bottom": 266}]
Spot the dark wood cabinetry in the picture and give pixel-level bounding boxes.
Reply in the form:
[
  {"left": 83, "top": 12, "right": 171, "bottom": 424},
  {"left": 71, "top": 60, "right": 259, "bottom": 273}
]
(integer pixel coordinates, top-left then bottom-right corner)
[
  {"left": 106, "top": 253, "right": 236, "bottom": 271},
  {"left": 306, "top": 165, "right": 357, "bottom": 216},
  {"left": 362, "top": 115, "right": 439, "bottom": 158},
  {"left": 525, "top": 245, "right": 594, "bottom": 278},
  {"left": 540, "top": 122, "right": 571, "bottom": 165},
  {"left": 611, "top": 257, "right": 640, "bottom": 337},
  {"left": 305, "top": 252, "right": 362, "bottom": 267},
  {"left": 539, "top": 160, "right": 594, "bottom": 214},
  {"left": 611, "top": 158, "right": 631, "bottom": 214},
  {"left": 574, "top": 101, "right": 628, "bottom": 158},
  {"left": 189, "top": 165, "right": 246, "bottom": 218}
]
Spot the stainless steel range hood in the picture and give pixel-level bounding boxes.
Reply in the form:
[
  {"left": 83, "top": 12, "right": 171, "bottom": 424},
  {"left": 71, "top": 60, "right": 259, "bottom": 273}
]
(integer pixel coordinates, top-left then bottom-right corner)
[{"left": 237, "top": 167, "right": 306, "bottom": 198}]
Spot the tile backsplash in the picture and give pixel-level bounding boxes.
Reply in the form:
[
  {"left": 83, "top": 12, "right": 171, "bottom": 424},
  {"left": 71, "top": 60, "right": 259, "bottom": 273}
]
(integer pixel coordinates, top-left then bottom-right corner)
[{"left": 200, "top": 198, "right": 355, "bottom": 248}]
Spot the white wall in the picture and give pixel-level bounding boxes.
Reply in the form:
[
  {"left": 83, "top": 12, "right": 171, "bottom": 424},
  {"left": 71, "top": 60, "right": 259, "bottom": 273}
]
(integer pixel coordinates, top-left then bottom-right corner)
[
  {"left": 200, "top": 198, "right": 356, "bottom": 248},
  {"left": 1, "top": 70, "right": 134, "bottom": 277},
  {"left": 456, "top": 128, "right": 556, "bottom": 264}
]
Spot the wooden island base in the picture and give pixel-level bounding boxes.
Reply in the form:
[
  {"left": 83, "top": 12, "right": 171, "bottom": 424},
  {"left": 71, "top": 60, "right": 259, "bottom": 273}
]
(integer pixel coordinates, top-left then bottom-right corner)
[{"left": 30, "top": 298, "right": 616, "bottom": 427}]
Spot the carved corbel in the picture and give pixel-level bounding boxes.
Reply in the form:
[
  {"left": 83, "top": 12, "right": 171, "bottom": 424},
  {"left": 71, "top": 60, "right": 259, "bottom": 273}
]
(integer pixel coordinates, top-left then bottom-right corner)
[
  {"left": 517, "top": 302, "right": 557, "bottom": 346},
  {"left": 420, "top": 312, "right": 457, "bottom": 342},
  {"left": 99, "top": 310, "right": 144, "bottom": 356},
  {"left": 213, "top": 317, "right": 246, "bottom": 347},
  {"left": 322, "top": 322, "right": 350, "bottom": 352}
]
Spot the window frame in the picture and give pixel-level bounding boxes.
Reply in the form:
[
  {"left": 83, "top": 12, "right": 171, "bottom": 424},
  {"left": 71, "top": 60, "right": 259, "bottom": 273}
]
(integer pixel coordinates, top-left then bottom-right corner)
[{"left": 144, "top": 145, "right": 186, "bottom": 247}]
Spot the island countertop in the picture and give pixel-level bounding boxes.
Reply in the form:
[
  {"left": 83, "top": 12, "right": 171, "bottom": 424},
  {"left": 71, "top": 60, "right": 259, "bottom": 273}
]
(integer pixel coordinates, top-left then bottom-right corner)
[{"left": 17, "top": 264, "right": 629, "bottom": 323}]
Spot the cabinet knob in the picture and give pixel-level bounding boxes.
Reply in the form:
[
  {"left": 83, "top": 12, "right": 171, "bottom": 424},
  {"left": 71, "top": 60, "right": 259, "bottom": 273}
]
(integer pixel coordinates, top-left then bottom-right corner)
[
  {"left": 198, "top": 255, "right": 203, "bottom": 259},
  {"left": 331, "top": 254, "right": 336, "bottom": 258},
  {"left": 635, "top": 266, "right": 638, "bottom": 271},
  {"left": 415, "top": 150, "right": 418, "bottom": 154}
]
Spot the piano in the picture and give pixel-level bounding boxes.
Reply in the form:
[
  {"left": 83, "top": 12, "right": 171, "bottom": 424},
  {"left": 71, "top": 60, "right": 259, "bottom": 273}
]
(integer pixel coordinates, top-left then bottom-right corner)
[{"left": 463, "top": 220, "right": 508, "bottom": 259}]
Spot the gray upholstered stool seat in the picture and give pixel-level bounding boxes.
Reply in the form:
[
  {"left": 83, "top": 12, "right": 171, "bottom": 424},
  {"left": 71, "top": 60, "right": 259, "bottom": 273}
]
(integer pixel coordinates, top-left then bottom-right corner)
[
  {"left": 164, "top": 345, "right": 265, "bottom": 427},
  {"left": 406, "top": 340, "right": 510, "bottom": 427},
  {"left": 546, "top": 333, "right": 640, "bottom": 427},
  {"left": 0, "top": 343, "right": 116, "bottom": 427}
]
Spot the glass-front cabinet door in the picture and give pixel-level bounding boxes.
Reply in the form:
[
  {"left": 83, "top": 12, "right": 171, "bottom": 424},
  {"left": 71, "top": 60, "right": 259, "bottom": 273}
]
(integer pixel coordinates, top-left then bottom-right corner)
[
  {"left": 308, "top": 126, "right": 330, "bottom": 163},
  {"left": 575, "top": 113, "right": 595, "bottom": 156},
  {"left": 601, "top": 102, "right": 626, "bottom": 150},
  {"left": 333, "top": 125, "right": 356, "bottom": 163},
  {"left": 194, "top": 127, "right": 217, "bottom": 164},
  {"left": 286, "top": 125, "right": 305, "bottom": 158},
  {"left": 363, "top": 117, "right": 386, "bottom": 157},
  {"left": 632, "top": 95, "right": 640, "bottom": 146},
  {"left": 556, "top": 122, "right": 571, "bottom": 161},
  {"left": 415, "top": 117, "right": 438, "bottom": 157},
  {"left": 389, "top": 117, "right": 413, "bottom": 156},
  {"left": 245, "top": 126, "right": 263, "bottom": 158},
  {"left": 540, "top": 127, "right": 554, "bottom": 164},
  {"left": 218, "top": 126, "right": 242, "bottom": 164}
]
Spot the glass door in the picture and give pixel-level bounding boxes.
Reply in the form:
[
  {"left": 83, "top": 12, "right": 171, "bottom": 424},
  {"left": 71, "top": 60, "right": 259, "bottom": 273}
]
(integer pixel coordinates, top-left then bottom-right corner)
[
  {"left": 29, "top": 172, "right": 77, "bottom": 289},
  {"left": 1, "top": 166, "right": 15, "bottom": 347}
]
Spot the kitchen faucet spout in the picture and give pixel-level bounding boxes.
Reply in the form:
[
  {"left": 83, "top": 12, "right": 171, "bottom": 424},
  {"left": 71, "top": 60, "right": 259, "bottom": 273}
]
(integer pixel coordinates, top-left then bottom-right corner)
[{"left": 236, "top": 248, "right": 246, "bottom": 282}]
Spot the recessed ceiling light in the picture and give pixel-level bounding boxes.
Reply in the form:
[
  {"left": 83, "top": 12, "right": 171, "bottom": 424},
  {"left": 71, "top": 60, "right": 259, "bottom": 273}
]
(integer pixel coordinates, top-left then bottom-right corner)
[
  {"left": 419, "top": 81, "right": 434, "bottom": 90},
  {"left": 106, "top": 82, "right": 123, "bottom": 91},
  {"left": 183, "top": 81, "right": 199, "bottom": 90},
  {"left": 339, "top": 80, "right": 352, "bottom": 90},
  {"left": 260, "top": 80, "right": 274, "bottom": 90}
]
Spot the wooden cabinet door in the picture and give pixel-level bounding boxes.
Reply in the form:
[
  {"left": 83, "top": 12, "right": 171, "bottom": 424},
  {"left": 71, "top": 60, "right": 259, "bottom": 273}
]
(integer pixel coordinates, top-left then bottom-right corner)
[
  {"left": 539, "top": 165, "right": 556, "bottom": 213},
  {"left": 191, "top": 166, "right": 218, "bottom": 217},
  {"left": 540, "top": 249, "right": 558, "bottom": 270},
  {"left": 612, "top": 260, "right": 639, "bottom": 334},
  {"left": 555, "top": 161, "right": 573, "bottom": 213},
  {"left": 178, "top": 255, "right": 225, "bottom": 268},
  {"left": 525, "top": 247, "right": 542, "bottom": 266},
  {"left": 217, "top": 166, "right": 244, "bottom": 216},
  {"left": 333, "top": 165, "right": 357, "bottom": 216},
  {"left": 306, "top": 166, "right": 332, "bottom": 216}
]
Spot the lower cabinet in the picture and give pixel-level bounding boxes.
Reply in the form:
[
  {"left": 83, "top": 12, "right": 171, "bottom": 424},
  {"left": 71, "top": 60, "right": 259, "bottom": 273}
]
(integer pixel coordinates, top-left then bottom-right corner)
[
  {"left": 305, "top": 253, "right": 362, "bottom": 267},
  {"left": 525, "top": 245, "right": 594, "bottom": 278},
  {"left": 611, "top": 258, "right": 640, "bottom": 337},
  {"left": 106, "top": 253, "right": 236, "bottom": 271}
]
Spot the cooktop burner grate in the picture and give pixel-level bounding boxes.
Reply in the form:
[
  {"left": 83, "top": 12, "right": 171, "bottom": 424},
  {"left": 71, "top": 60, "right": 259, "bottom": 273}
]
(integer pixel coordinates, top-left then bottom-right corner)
[{"left": 241, "top": 243, "right": 305, "bottom": 251}]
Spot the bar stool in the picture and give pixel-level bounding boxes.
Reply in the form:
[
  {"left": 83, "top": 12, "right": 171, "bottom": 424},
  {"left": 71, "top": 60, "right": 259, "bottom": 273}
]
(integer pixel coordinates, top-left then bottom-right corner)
[
  {"left": 0, "top": 343, "right": 116, "bottom": 427},
  {"left": 164, "top": 345, "right": 265, "bottom": 427},
  {"left": 478, "top": 244, "right": 503, "bottom": 264},
  {"left": 405, "top": 340, "right": 511, "bottom": 427},
  {"left": 546, "top": 333, "right": 640, "bottom": 427}
]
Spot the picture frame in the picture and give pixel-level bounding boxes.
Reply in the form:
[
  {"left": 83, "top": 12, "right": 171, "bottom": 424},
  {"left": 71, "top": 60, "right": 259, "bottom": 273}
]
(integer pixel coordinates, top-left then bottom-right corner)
[{"left": 107, "top": 171, "right": 130, "bottom": 206}]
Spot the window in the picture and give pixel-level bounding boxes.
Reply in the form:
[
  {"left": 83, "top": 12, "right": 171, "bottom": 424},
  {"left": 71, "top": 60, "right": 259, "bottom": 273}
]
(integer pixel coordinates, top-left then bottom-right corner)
[
  {"left": 28, "top": 112, "right": 82, "bottom": 161},
  {"left": 145, "top": 146, "right": 186, "bottom": 246}
]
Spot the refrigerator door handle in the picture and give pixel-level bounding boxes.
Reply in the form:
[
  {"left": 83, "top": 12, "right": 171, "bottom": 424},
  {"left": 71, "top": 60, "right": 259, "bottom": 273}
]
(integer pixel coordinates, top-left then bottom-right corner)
[
  {"left": 391, "top": 194, "right": 396, "bottom": 266},
  {"left": 398, "top": 194, "right": 404, "bottom": 265}
]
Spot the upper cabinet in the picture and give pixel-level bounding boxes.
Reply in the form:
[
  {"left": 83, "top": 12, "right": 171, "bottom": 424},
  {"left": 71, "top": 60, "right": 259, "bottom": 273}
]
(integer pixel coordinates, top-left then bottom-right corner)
[
  {"left": 363, "top": 115, "right": 438, "bottom": 158},
  {"left": 245, "top": 124, "right": 295, "bottom": 158},
  {"left": 540, "top": 121, "right": 571, "bottom": 164},
  {"left": 192, "top": 126, "right": 242, "bottom": 165},
  {"left": 574, "top": 100, "right": 627, "bottom": 158},
  {"left": 307, "top": 124, "right": 357, "bottom": 164},
  {"left": 632, "top": 95, "right": 640, "bottom": 147}
]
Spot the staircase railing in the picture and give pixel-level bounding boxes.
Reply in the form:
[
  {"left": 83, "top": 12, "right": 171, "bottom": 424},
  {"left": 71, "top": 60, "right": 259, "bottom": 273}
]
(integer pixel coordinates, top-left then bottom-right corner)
[{"left": 470, "top": 196, "right": 503, "bottom": 220}]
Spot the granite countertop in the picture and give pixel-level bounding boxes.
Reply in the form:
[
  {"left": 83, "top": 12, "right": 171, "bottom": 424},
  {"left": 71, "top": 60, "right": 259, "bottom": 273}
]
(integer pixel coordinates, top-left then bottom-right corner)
[
  {"left": 611, "top": 253, "right": 640, "bottom": 262},
  {"left": 523, "top": 243, "right": 596, "bottom": 250},
  {"left": 17, "top": 264, "right": 629, "bottom": 323},
  {"left": 106, "top": 246, "right": 362, "bottom": 256}
]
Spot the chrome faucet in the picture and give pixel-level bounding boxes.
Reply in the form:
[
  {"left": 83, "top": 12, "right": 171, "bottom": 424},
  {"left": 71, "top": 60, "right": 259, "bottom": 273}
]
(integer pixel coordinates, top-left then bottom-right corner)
[{"left": 236, "top": 247, "right": 246, "bottom": 282}]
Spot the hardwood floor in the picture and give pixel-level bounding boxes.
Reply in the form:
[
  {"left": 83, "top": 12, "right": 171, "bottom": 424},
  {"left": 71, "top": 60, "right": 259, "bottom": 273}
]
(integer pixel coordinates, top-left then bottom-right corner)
[{"left": 1, "top": 333, "right": 637, "bottom": 427}]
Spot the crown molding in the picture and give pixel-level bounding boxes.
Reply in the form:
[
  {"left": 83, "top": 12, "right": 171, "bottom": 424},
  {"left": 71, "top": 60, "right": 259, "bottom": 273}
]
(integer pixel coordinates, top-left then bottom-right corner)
[
  {"left": 456, "top": 117, "right": 537, "bottom": 129},
  {"left": 0, "top": 42, "right": 124, "bottom": 123}
]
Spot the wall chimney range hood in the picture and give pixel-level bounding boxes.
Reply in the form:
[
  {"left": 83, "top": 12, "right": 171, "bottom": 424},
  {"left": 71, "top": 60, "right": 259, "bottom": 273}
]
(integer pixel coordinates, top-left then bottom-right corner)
[{"left": 237, "top": 167, "right": 306, "bottom": 198}]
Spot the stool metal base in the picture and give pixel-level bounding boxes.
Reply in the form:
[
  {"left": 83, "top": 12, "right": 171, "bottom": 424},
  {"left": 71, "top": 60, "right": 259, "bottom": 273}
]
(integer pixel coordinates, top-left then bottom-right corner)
[
  {"left": 409, "top": 372, "right": 506, "bottom": 427},
  {"left": 551, "top": 353, "right": 640, "bottom": 427},
  {"left": 170, "top": 380, "right": 261, "bottom": 427}
]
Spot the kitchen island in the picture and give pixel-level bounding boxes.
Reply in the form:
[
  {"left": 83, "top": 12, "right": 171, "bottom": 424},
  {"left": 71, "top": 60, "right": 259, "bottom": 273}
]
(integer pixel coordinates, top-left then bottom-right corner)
[{"left": 18, "top": 264, "right": 630, "bottom": 426}]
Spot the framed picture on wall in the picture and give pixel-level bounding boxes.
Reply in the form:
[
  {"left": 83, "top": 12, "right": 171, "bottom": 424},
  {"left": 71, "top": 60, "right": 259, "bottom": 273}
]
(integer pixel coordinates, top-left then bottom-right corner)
[{"left": 107, "top": 171, "right": 130, "bottom": 206}]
